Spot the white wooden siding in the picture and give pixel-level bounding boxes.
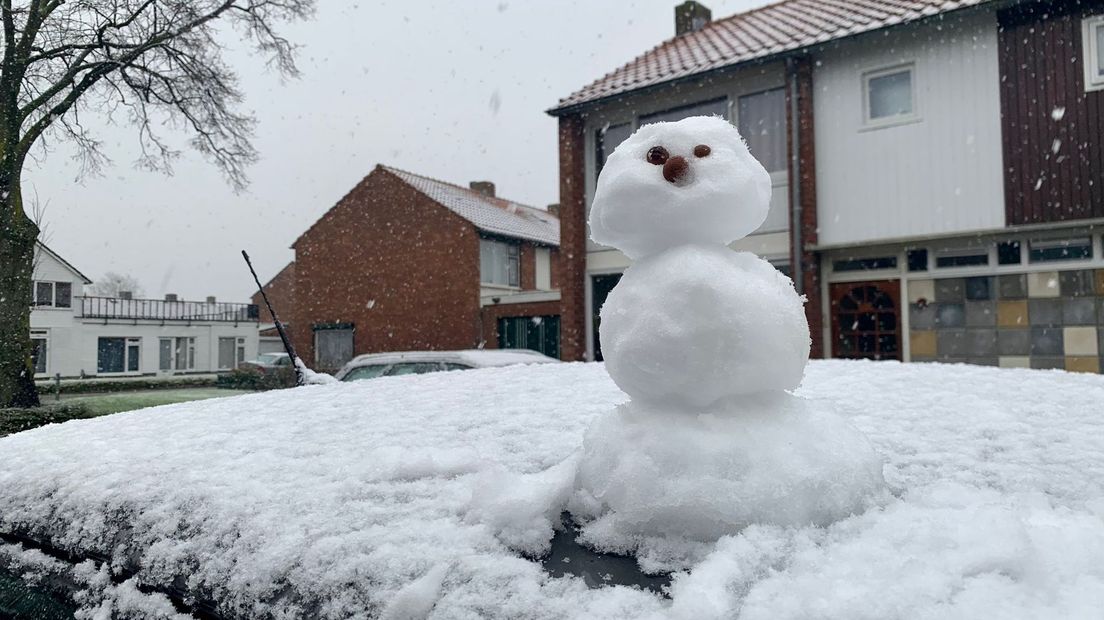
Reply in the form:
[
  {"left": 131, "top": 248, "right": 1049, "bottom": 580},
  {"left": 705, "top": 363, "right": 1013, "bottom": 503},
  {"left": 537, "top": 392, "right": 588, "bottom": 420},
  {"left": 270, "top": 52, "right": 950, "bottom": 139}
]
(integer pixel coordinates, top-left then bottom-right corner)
[{"left": 813, "top": 10, "right": 1005, "bottom": 247}]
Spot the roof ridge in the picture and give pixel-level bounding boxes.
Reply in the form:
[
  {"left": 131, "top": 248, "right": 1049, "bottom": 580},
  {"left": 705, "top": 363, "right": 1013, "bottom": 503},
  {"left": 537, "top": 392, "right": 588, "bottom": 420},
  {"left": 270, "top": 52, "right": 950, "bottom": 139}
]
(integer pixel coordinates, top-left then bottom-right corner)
[{"left": 380, "top": 164, "right": 541, "bottom": 211}]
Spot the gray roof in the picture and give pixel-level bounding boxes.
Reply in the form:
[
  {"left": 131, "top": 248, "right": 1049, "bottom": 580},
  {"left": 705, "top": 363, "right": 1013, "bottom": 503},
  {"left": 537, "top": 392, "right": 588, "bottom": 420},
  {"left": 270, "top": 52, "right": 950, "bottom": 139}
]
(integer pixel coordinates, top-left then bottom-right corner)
[{"left": 382, "top": 166, "right": 559, "bottom": 246}]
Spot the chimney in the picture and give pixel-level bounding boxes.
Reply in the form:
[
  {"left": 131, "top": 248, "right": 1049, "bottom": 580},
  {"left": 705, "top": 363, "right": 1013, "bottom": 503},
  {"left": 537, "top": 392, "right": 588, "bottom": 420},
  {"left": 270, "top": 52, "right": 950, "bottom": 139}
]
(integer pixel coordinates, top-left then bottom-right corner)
[
  {"left": 469, "top": 181, "right": 496, "bottom": 197},
  {"left": 119, "top": 291, "right": 133, "bottom": 300},
  {"left": 547, "top": 203, "right": 561, "bottom": 217},
  {"left": 675, "top": 1, "right": 711, "bottom": 36},
  {"left": 206, "top": 296, "right": 216, "bottom": 304},
  {"left": 164, "top": 293, "right": 178, "bottom": 302}
]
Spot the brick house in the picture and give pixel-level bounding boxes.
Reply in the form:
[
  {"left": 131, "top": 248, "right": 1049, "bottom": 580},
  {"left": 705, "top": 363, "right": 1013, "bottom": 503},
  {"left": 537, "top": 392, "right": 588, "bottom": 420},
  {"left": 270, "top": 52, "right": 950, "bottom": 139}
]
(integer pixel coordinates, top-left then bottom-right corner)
[
  {"left": 550, "top": 0, "right": 1104, "bottom": 372},
  {"left": 251, "top": 261, "right": 295, "bottom": 354},
  {"left": 279, "top": 164, "right": 561, "bottom": 370}
]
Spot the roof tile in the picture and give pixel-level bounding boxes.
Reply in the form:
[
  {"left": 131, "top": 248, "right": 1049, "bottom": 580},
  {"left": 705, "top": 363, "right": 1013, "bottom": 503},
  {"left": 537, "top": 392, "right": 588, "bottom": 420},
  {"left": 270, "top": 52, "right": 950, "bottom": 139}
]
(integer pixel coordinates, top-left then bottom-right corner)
[
  {"left": 382, "top": 167, "right": 559, "bottom": 247},
  {"left": 550, "top": 0, "right": 993, "bottom": 113}
]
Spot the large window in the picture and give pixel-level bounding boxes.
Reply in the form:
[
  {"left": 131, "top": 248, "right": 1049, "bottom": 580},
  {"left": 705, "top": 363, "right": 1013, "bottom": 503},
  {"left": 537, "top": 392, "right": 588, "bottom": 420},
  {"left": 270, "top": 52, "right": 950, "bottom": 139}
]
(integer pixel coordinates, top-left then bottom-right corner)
[
  {"left": 863, "top": 64, "right": 915, "bottom": 126},
  {"left": 1084, "top": 15, "right": 1104, "bottom": 92},
  {"left": 32, "top": 281, "right": 72, "bottom": 308},
  {"left": 98, "top": 337, "right": 140, "bottom": 373},
  {"left": 480, "top": 238, "right": 519, "bottom": 287},
  {"left": 639, "top": 98, "right": 728, "bottom": 126},
  {"left": 218, "top": 337, "right": 246, "bottom": 370},
  {"left": 160, "top": 337, "right": 196, "bottom": 371},
  {"left": 737, "top": 88, "right": 786, "bottom": 172},
  {"left": 499, "top": 315, "right": 560, "bottom": 359}
]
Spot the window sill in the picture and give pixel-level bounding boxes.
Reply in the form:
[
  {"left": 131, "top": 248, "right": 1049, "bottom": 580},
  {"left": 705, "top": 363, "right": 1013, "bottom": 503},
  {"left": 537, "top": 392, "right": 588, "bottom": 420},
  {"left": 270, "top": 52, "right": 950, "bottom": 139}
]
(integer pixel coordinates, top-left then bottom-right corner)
[
  {"left": 480, "top": 283, "right": 522, "bottom": 291},
  {"left": 859, "top": 115, "right": 922, "bottom": 132}
]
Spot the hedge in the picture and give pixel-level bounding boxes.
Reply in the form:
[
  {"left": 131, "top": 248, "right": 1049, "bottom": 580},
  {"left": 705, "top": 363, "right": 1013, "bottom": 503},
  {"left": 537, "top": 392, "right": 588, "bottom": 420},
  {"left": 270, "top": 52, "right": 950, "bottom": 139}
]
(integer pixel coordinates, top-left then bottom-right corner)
[
  {"left": 0, "top": 403, "right": 97, "bottom": 437},
  {"left": 34, "top": 375, "right": 218, "bottom": 396}
]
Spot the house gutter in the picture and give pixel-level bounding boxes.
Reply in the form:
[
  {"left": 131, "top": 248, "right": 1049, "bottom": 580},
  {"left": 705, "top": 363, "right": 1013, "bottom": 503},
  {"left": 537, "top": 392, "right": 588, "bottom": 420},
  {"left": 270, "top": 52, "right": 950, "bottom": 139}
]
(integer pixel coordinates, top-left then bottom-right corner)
[{"left": 787, "top": 57, "right": 803, "bottom": 295}]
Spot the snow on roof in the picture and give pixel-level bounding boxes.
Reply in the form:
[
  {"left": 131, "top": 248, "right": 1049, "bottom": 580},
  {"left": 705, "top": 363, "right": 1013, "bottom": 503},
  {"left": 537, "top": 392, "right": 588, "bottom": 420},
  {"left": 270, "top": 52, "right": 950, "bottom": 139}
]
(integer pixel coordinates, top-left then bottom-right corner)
[
  {"left": 382, "top": 166, "right": 559, "bottom": 246},
  {"left": 2, "top": 360, "right": 1104, "bottom": 617},
  {"left": 550, "top": 0, "right": 995, "bottom": 113}
]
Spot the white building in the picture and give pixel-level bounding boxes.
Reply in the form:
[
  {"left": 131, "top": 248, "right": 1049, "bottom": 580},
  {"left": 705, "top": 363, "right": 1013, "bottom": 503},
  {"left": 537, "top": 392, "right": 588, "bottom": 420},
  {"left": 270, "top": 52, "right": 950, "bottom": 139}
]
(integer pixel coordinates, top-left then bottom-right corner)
[{"left": 30, "top": 243, "right": 260, "bottom": 379}]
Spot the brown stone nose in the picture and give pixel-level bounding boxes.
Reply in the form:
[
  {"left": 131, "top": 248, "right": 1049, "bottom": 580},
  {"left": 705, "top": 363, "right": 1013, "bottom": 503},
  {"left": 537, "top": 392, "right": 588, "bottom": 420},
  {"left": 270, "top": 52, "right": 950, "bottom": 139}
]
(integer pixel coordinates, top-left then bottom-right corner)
[{"left": 663, "top": 156, "right": 689, "bottom": 184}]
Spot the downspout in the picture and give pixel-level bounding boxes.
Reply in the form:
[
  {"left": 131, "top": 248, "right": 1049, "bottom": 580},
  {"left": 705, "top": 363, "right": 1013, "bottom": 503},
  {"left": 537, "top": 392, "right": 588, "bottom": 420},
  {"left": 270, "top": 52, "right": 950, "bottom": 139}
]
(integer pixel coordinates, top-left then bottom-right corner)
[{"left": 787, "top": 57, "right": 804, "bottom": 295}]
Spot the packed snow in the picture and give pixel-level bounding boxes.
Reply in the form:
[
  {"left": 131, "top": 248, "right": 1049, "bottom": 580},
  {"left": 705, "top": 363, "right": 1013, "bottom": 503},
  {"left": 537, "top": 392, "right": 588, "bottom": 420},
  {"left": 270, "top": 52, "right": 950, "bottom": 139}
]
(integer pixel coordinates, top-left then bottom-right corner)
[
  {"left": 599, "top": 245, "right": 810, "bottom": 404},
  {"left": 0, "top": 361, "right": 1103, "bottom": 618},
  {"left": 588, "top": 116, "right": 771, "bottom": 259},
  {"left": 583, "top": 115, "right": 882, "bottom": 544}
]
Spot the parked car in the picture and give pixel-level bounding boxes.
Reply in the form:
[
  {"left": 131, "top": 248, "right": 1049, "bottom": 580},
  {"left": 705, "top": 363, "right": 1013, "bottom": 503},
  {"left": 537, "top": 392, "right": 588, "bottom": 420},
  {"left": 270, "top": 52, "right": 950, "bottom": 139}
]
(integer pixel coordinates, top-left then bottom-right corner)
[
  {"left": 238, "top": 352, "right": 292, "bottom": 374},
  {"left": 333, "top": 348, "right": 559, "bottom": 382}
]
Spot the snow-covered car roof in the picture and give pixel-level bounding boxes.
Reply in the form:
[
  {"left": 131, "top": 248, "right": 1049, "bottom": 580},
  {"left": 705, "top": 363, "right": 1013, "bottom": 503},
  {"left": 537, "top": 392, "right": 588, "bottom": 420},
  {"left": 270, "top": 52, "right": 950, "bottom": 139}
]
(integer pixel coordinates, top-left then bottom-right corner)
[
  {"left": 1, "top": 361, "right": 1103, "bottom": 618},
  {"left": 339, "top": 348, "right": 558, "bottom": 370}
]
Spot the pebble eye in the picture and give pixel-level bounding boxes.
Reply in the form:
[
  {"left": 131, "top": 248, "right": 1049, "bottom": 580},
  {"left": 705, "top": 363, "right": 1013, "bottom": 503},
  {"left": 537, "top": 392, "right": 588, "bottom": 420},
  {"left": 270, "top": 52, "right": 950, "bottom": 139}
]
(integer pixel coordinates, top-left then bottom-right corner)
[
  {"left": 646, "top": 146, "right": 669, "bottom": 166},
  {"left": 693, "top": 144, "right": 711, "bottom": 158}
]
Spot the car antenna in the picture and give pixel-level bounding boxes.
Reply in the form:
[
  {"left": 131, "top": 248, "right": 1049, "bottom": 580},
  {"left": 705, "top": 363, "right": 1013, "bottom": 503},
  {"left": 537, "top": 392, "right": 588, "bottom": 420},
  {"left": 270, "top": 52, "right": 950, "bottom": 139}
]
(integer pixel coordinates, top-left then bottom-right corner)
[{"left": 242, "top": 250, "right": 306, "bottom": 387}]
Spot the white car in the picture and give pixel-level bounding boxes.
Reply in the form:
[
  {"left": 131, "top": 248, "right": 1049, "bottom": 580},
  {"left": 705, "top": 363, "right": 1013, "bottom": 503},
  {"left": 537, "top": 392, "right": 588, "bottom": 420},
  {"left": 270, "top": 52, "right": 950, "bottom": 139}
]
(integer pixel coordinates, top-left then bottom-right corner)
[{"left": 333, "top": 348, "right": 558, "bottom": 382}]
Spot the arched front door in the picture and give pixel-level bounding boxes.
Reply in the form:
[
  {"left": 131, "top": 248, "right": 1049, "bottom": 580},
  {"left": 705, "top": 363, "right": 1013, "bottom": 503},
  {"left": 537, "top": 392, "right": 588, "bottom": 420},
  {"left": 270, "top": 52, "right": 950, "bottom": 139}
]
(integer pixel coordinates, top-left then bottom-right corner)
[{"left": 829, "top": 280, "right": 902, "bottom": 361}]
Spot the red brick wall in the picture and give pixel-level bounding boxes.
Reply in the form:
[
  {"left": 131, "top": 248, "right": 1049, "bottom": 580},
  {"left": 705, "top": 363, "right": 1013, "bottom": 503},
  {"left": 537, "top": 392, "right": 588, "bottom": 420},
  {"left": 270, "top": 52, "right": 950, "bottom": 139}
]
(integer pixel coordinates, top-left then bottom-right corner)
[
  {"left": 291, "top": 167, "right": 481, "bottom": 365},
  {"left": 251, "top": 262, "right": 295, "bottom": 325},
  {"left": 787, "top": 55, "right": 825, "bottom": 359},
  {"left": 557, "top": 115, "right": 588, "bottom": 361}
]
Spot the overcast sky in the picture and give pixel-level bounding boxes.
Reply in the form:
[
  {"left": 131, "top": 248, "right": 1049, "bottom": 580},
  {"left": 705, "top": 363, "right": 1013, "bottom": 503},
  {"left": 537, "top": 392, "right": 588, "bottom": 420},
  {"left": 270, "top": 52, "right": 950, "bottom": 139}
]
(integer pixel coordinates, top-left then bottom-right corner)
[{"left": 27, "top": 0, "right": 767, "bottom": 301}]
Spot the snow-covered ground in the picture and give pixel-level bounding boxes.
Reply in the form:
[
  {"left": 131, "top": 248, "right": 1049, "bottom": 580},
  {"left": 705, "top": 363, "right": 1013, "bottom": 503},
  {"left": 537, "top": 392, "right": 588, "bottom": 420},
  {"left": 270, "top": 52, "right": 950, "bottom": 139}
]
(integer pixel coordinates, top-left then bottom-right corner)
[{"left": 1, "top": 360, "right": 1103, "bottom": 619}]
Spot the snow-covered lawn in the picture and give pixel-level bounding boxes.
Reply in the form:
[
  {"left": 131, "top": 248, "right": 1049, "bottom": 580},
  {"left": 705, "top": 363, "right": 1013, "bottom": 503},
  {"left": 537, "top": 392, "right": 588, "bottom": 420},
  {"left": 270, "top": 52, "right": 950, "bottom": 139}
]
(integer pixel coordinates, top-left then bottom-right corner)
[{"left": 1, "top": 360, "right": 1103, "bottom": 619}]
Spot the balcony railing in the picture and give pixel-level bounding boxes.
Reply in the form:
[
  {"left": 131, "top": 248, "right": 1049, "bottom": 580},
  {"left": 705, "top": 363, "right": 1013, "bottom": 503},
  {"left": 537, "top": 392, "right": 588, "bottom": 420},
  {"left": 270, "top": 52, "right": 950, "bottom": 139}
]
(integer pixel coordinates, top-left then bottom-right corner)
[{"left": 80, "top": 297, "right": 260, "bottom": 322}]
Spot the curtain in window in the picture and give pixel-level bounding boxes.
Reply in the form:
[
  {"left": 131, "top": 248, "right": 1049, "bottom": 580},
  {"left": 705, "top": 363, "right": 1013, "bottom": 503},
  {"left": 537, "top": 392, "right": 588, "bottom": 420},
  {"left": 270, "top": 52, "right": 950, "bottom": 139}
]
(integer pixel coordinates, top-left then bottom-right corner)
[
  {"left": 480, "top": 239, "right": 519, "bottom": 287},
  {"left": 738, "top": 88, "right": 786, "bottom": 173}
]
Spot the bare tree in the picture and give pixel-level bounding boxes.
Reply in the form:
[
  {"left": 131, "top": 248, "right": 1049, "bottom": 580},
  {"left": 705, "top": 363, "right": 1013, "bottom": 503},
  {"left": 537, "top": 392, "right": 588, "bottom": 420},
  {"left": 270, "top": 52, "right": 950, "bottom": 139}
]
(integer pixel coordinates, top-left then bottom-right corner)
[
  {"left": 0, "top": 0, "right": 314, "bottom": 408},
  {"left": 87, "top": 271, "right": 144, "bottom": 297}
]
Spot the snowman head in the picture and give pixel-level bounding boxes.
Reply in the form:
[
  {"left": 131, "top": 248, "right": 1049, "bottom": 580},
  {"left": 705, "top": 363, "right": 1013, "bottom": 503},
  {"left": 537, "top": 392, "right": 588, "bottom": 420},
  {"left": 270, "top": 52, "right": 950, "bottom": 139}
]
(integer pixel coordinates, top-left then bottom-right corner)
[{"left": 589, "top": 115, "right": 772, "bottom": 260}]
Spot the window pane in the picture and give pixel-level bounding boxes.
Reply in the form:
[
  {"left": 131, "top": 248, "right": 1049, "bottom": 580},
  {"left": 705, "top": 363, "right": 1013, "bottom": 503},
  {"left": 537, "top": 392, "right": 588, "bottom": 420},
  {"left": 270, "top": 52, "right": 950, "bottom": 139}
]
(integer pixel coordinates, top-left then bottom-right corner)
[
  {"left": 342, "top": 365, "right": 389, "bottom": 381},
  {"left": 175, "top": 338, "right": 187, "bottom": 370},
  {"left": 387, "top": 362, "right": 440, "bottom": 376},
  {"left": 738, "top": 88, "right": 786, "bottom": 172},
  {"left": 35, "top": 281, "right": 52, "bottom": 306},
  {"left": 127, "top": 343, "right": 140, "bottom": 372},
  {"left": 54, "top": 282, "right": 72, "bottom": 308},
  {"left": 31, "top": 338, "right": 47, "bottom": 374},
  {"left": 640, "top": 98, "right": 728, "bottom": 125},
  {"left": 1096, "top": 24, "right": 1104, "bottom": 76},
  {"left": 97, "top": 337, "right": 125, "bottom": 373},
  {"left": 596, "top": 122, "right": 632, "bottom": 178},
  {"left": 868, "top": 70, "right": 913, "bottom": 120},
  {"left": 160, "top": 339, "right": 173, "bottom": 370},
  {"left": 508, "top": 244, "right": 519, "bottom": 287},
  {"left": 218, "top": 337, "right": 236, "bottom": 369}
]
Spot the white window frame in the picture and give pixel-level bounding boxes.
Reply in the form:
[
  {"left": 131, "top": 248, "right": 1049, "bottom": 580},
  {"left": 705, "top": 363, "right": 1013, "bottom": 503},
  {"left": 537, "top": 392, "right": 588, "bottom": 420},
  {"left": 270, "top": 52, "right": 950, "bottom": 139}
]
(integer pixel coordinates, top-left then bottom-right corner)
[
  {"left": 1083, "top": 15, "right": 1104, "bottom": 92},
  {"left": 31, "top": 330, "right": 48, "bottom": 376},
  {"left": 861, "top": 63, "right": 919, "bottom": 129},
  {"left": 97, "top": 336, "right": 141, "bottom": 374},
  {"left": 32, "top": 280, "right": 73, "bottom": 308}
]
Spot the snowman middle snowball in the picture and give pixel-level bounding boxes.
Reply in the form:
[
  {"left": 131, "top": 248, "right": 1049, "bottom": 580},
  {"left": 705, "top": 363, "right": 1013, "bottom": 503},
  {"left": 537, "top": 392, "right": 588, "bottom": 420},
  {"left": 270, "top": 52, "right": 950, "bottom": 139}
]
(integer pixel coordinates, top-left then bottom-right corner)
[{"left": 591, "top": 115, "right": 811, "bottom": 407}]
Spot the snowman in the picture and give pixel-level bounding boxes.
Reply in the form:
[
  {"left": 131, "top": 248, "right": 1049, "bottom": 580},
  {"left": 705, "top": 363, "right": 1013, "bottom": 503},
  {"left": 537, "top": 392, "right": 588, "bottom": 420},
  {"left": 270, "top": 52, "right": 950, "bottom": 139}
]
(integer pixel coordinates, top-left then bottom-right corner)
[{"left": 570, "top": 116, "right": 886, "bottom": 545}]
